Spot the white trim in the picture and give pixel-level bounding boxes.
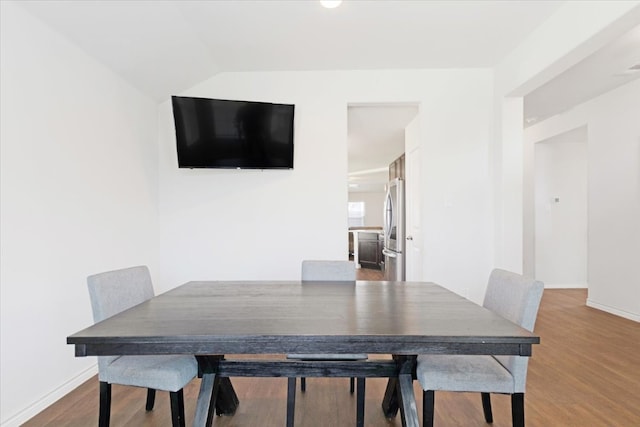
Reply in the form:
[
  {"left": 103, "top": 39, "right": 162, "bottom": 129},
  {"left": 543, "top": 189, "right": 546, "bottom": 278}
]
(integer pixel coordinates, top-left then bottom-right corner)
[
  {"left": 587, "top": 299, "right": 640, "bottom": 323},
  {"left": 1, "top": 365, "right": 97, "bottom": 427},
  {"left": 543, "top": 283, "right": 587, "bottom": 289}
]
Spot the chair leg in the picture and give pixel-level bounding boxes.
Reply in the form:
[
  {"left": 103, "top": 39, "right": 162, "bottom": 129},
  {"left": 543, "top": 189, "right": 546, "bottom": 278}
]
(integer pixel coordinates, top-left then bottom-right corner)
[
  {"left": 350, "top": 377, "right": 355, "bottom": 394},
  {"left": 300, "top": 376, "right": 306, "bottom": 392},
  {"left": 356, "top": 378, "right": 365, "bottom": 427},
  {"left": 423, "top": 390, "right": 434, "bottom": 427},
  {"left": 169, "top": 389, "right": 186, "bottom": 427},
  {"left": 287, "top": 377, "right": 296, "bottom": 427},
  {"left": 145, "top": 388, "right": 156, "bottom": 411},
  {"left": 481, "top": 392, "right": 493, "bottom": 423},
  {"left": 511, "top": 393, "right": 525, "bottom": 427},
  {"left": 99, "top": 381, "right": 111, "bottom": 427}
]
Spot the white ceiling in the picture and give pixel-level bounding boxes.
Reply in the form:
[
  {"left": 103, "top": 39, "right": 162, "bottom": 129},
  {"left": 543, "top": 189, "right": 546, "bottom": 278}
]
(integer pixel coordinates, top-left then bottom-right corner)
[
  {"left": 524, "top": 23, "right": 640, "bottom": 126},
  {"left": 18, "top": 0, "right": 563, "bottom": 101},
  {"left": 14, "top": 1, "right": 640, "bottom": 192}
]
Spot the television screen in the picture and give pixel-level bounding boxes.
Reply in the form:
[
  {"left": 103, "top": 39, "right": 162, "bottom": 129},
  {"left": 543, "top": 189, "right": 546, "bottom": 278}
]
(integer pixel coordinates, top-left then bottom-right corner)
[{"left": 171, "top": 96, "right": 295, "bottom": 169}]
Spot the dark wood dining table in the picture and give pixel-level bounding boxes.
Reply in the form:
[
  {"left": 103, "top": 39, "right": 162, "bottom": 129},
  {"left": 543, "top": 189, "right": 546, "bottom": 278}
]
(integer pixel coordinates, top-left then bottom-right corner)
[{"left": 67, "top": 280, "right": 539, "bottom": 427}]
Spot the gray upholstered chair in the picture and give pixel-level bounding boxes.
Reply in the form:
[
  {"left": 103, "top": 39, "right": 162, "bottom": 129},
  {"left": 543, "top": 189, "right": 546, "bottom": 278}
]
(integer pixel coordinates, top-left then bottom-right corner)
[
  {"left": 416, "top": 268, "right": 544, "bottom": 427},
  {"left": 286, "top": 260, "right": 367, "bottom": 427},
  {"left": 87, "top": 266, "right": 198, "bottom": 427}
]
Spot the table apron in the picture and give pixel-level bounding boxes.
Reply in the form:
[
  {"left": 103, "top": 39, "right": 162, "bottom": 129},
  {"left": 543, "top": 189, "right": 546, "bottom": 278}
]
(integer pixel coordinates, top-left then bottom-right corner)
[
  {"left": 199, "top": 358, "right": 399, "bottom": 378},
  {"left": 73, "top": 342, "right": 533, "bottom": 357}
]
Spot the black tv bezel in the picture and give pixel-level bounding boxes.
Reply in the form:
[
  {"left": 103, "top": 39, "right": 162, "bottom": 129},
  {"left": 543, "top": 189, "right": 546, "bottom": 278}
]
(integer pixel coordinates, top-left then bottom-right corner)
[{"left": 171, "top": 95, "right": 295, "bottom": 170}]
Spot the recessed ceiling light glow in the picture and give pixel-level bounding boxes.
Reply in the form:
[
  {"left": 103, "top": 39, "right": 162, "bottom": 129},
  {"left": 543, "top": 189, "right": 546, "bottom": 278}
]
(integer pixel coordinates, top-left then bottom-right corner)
[
  {"left": 614, "top": 63, "right": 640, "bottom": 76},
  {"left": 320, "top": 0, "right": 342, "bottom": 9}
]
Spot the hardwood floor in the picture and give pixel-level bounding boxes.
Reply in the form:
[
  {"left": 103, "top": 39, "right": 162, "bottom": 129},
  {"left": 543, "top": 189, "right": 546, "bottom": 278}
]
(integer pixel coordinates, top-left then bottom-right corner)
[
  {"left": 24, "top": 289, "right": 640, "bottom": 426},
  {"left": 356, "top": 267, "right": 384, "bottom": 281}
]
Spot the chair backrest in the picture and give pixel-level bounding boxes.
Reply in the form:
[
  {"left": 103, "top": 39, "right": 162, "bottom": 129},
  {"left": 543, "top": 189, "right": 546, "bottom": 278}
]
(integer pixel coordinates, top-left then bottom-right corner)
[
  {"left": 87, "top": 266, "right": 155, "bottom": 373},
  {"left": 88, "top": 265, "right": 155, "bottom": 322},
  {"left": 301, "top": 260, "right": 356, "bottom": 281},
  {"left": 483, "top": 268, "right": 544, "bottom": 393}
]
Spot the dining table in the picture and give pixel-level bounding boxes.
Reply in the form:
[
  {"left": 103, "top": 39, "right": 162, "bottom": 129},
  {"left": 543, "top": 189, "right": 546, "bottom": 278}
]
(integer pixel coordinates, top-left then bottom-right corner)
[{"left": 67, "top": 280, "right": 540, "bottom": 427}]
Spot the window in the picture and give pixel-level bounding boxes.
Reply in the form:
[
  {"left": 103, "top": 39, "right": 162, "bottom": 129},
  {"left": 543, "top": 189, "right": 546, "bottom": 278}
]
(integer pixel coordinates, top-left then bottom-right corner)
[{"left": 348, "top": 201, "right": 365, "bottom": 227}]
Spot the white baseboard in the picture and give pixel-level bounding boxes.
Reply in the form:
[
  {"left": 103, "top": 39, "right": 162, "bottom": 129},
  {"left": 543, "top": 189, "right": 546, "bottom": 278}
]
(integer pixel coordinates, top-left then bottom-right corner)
[
  {"left": 1, "top": 364, "right": 97, "bottom": 427},
  {"left": 544, "top": 283, "right": 587, "bottom": 289},
  {"left": 587, "top": 299, "right": 640, "bottom": 322}
]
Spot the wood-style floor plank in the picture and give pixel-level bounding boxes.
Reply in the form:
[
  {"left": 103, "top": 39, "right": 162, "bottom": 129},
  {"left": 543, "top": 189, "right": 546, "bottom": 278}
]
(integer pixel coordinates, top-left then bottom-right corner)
[{"left": 23, "top": 288, "right": 640, "bottom": 426}]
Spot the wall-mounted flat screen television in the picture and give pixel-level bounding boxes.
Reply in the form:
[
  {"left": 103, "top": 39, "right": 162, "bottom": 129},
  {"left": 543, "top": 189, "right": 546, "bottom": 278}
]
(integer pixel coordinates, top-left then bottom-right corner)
[{"left": 171, "top": 96, "right": 295, "bottom": 169}]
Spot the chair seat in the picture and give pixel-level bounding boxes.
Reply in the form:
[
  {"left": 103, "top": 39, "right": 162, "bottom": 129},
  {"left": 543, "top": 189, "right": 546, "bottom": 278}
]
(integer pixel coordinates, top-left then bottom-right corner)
[
  {"left": 99, "top": 355, "right": 198, "bottom": 392},
  {"left": 416, "top": 354, "right": 514, "bottom": 394},
  {"left": 287, "top": 353, "right": 367, "bottom": 360}
]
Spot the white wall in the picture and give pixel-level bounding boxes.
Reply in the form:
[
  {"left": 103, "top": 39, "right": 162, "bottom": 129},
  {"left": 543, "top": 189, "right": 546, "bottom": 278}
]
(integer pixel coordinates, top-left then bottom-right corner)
[
  {"left": 525, "top": 78, "right": 640, "bottom": 321},
  {"left": 493, "top": 1, "right": 640, "bottom": 276},
  {"left": 534, "top": 129, "right": 588, "bottom": 287},
  {"left": 157, "top": 70, "right": 494, "bottom": 301},
  {"left": 0, "top": 3, "right": 160, "bottom": 425},
  {"left": 492, "top": 97, "right": 525, "bottom": 273},
  {"left": 348, "top": 191, "right": 385, "bottom": 227},
  {"left": 404, "top": 115, "right": 424, "bottom": 282}
]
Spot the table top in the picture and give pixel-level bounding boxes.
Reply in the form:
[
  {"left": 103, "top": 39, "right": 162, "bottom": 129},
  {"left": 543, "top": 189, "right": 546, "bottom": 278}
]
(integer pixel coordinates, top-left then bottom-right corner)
[{"left": 68, "top": 281, "right": 539, "bottom": 357}]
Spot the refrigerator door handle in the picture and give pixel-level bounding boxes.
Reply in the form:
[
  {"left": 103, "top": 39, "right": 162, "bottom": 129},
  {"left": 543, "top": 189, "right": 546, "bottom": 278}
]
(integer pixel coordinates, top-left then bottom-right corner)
[{"left": 382, "top": 248, "right": 398, "bottom": 258}]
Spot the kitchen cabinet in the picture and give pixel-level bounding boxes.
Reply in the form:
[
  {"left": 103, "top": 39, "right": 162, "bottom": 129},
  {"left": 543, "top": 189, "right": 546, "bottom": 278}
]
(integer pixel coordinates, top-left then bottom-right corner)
[
  {"left": 358, "top": 232, "right": 383, "bottom": 270},
  {"left": 389, "top": 154, "right": 405, "bottom": 180}
]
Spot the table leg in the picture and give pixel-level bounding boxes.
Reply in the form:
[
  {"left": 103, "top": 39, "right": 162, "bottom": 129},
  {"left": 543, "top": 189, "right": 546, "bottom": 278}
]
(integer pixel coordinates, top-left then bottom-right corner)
[
  {"left": 381, "top": 355, "right": 418, "bottom": 426},
  {"left": 382, "top": 377, "right": 399, "bottom": 418},
  {"left": 193, "top": 356, "right": 239, "bottom": 426},
  {"left": 195, "top": 356, "right": 239, "bottom": 418},
  {"left": 398, "top": 372, "right": 419, "bottom": 427},
  {"left": 214, "top": 378, "right": 239, "bottom": 416},
  {"left": 193, "top": 372, "right": 220, "bottom": 427}
]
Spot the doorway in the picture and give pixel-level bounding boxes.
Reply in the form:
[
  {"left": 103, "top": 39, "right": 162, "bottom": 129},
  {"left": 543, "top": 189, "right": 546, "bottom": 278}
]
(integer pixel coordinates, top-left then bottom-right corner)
[
  {"left": 533, "top": 127, "right": 588, "bottom": 287},
  {"left": 347, "top": 103, "right": 419, "bottom": 279}
]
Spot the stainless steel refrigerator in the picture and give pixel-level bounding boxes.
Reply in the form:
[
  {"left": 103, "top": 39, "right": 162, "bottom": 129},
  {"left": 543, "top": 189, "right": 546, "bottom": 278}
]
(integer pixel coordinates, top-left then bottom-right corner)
[{"left": 382, "top": 178, "right": 405, "bottom": 281}]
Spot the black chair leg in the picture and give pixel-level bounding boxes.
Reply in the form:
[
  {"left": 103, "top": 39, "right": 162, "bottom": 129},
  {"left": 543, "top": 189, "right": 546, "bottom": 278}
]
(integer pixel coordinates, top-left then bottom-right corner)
[
  {"left": 356, "top": 378, "right": 365, "bottom": 427},
  {"left": 423, "top": 390, "right": 434, "bottom": 427},
  {"left": 287, "top": 377, "right": 296, "bottom": 427},
  {"left": 145, "top": 388, "right": 156, "bottom": 411},
  {"left": 350, "top": 377, "right": 355, "bottom": 394},
  {"left": 481, "top": 392, "right": 493, "bottom": 423},
  {"left": 300, "top": 376, "right": 306, "bottom": 392},
  {"left": 98, "top": 381, "right": 111, "bottom": 427},
  {"left": 169, "top": 389, "right": 186, "bottom": 427},
  {"left": 511, "top": 393, "right": 525, "bottom": 427}
]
